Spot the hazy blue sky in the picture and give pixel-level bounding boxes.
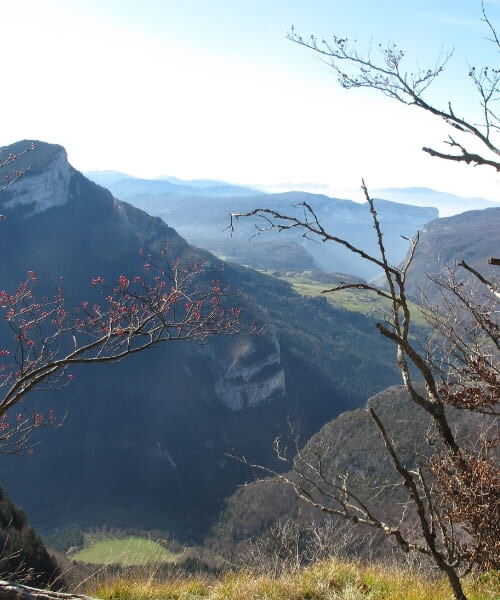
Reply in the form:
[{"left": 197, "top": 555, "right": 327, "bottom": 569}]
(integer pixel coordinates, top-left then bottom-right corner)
[{"left": 2, "top": 1, "right": 500, "bottom": 202}]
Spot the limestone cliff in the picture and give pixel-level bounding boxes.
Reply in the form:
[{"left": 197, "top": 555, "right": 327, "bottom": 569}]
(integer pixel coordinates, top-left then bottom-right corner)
[
  {"left": 3, "top": 144, "right": 70, "bottom": 215},
  {"left": 215, "top": 331, "right": 285, "bottom": 411}
]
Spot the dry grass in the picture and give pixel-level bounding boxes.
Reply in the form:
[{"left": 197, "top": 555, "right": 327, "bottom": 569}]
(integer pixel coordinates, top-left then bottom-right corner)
[{"left": 85, "top": 558, "right": 499, "bottom": 600}]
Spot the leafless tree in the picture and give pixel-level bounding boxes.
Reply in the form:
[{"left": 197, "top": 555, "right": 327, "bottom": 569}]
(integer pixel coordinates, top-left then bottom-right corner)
[
  {"left": 230, "top": 185, "right": 498, "bottom": 599},
  {"left": 234, "top": 515, "right": 365, "bottom": 577},
  {"left": 288, "top": 2, "right": 500, "bottom": 181},
  {"left": 229, "top": 8, "right": 500, "bottom": 591}
]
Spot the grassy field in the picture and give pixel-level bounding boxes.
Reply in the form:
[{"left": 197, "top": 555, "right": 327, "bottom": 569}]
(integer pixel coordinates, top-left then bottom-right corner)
[
  {"left": 72, "top": 536, "right": 180, "bottom": 566},
  {"left": 86, "top": 558, "right": 499, "bottom": 600},
  {"left": 272, "top": 271, "right": 430, "bottom": 328}
]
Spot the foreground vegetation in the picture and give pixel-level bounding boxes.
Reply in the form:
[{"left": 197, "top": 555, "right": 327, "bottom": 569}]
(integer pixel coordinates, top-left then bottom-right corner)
[
  {"left": 85, "top": 559, "right": 499, "bottom": 600},
  {"left": 45, "top": 531, "right": 499, "bottom": 599}
]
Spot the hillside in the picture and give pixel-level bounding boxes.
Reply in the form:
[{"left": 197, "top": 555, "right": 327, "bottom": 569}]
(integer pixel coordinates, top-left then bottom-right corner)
[
  {"left": 212, "top": 385, "right": 493, "bottom": 563},
  {"left": 401, "top": 207, "right": 500, "bottom": 302},
  {"left": 0, "top": 483, "right": 59, "bottom": 586},
  {"left": 212, "top": 386, "right": 424, "bottom": 558},
  {"left": 86, "top": 171, "right": 262, "bottom": 198}
]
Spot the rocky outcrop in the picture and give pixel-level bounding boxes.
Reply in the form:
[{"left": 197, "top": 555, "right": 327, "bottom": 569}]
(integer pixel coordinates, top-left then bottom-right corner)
[
  {"left": 215, "top": 332, "right": 285, "bottom": 411},
  {"left": 3, "top": 144, "right": 70, "bottom": 216}
]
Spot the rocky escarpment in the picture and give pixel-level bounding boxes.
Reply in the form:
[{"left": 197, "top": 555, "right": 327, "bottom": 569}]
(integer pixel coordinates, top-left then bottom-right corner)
[
  {"left": 215, "top": 331, "right": 285, "bottom": 411},
  {"left": 1, "top": 141, "right": 70, "bottom": 216}
]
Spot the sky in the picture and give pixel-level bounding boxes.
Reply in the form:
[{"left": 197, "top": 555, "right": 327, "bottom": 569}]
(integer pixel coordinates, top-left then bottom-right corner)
[{"left": 2, "top": 0, "right": 500, "bottom": 204}]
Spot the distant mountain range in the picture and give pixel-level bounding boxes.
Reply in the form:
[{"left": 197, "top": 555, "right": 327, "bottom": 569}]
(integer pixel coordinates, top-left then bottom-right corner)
[
  {"left": 85, "top": 171, "right": 438, "bottom": 281},
  {"left": 373, "top": 187, "right": 499, "bottom": 218},
  {"left": 88, "top": 173, "right": 499, "bottom": 219},
  {"left": 259, "top": 183, "right": 499, "bottom": 218},
  {"left": 86, "top": 170, "right": 262, "bottom": 198}
]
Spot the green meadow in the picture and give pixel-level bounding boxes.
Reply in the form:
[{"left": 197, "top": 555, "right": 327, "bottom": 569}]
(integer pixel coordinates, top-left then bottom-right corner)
[
  {"left": 72, "top": 536, "right": 180, "bottom": 566},
  {"left": 271, "top": 271, "right": 429, "bottom": 327}
]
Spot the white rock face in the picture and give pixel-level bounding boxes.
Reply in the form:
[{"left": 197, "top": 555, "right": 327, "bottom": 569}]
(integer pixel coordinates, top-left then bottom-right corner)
[
  {"left": 215, "top": 332, "right": 286, "bottom": 411},
  {"left": 4, "top": 149, "right": 70, "bottom": 216}
]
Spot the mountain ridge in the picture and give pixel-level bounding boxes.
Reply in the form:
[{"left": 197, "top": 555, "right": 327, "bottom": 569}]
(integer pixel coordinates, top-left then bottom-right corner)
[{"left": 0, "top": 140, "right": 401, "bottom": 538}]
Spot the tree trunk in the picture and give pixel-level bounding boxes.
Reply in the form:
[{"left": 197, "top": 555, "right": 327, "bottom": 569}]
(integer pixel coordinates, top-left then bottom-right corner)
[{"left": 443, "top": 569, "right": 467, "bottom": 600}]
